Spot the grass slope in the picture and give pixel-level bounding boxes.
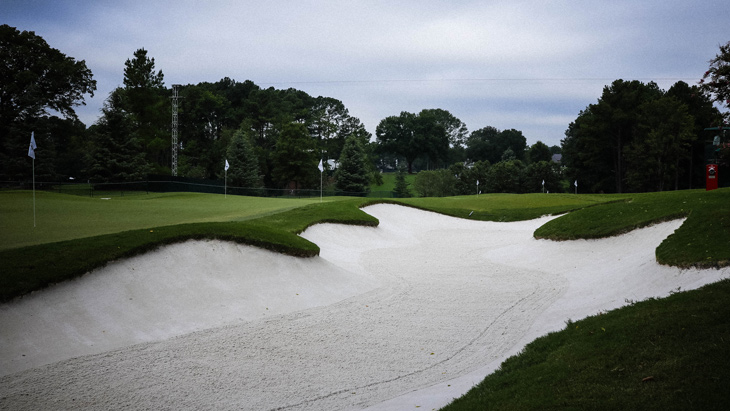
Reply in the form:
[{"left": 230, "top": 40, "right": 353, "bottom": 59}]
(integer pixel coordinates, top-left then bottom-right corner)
[
  {"left": 441, "top": 279, "right": 730, "bottom": 411},
  {"left": 0, "top": 191, "right": 325, "bottom": 251},
  {"left": 0, "top": 197, "right": 377, "bottom": 302},
  {"left": 535, "top": 189, "right": 730, "bottom": 268},
  {"left": 395, "top": 193, "right": 616, "bottom": 221}
]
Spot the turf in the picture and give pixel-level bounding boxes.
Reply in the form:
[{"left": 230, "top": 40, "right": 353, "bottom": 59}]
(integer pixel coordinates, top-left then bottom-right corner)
[
  {"left": 440, "top": 278, "right": 730, "bottom": 411},
  {"left": 534, "top": 189, "right": 730, "bottom": 268},
  {"left": 395, "top": 193, "right": 617, "bottom": 221},
  {"left": 0, "top": 196, "right": 377, "bottom": 302},
  {"left": 0, "top": 191, "right": 326, "bottom": 251}
]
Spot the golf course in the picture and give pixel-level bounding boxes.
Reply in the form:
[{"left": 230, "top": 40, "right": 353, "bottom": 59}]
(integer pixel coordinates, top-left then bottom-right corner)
[{"left": 1, "top": 188, "right": 729, "bottom": 410}]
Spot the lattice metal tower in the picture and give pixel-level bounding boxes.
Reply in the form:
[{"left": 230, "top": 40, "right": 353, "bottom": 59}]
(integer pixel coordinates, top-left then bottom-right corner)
[{"left": 171, "top": 84, "right": 181, "bottom": 176}]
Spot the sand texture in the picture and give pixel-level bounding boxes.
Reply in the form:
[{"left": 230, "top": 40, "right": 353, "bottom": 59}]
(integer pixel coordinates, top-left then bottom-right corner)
[{"left": 1, "top": 204, "right": 727, "bottom": 410}]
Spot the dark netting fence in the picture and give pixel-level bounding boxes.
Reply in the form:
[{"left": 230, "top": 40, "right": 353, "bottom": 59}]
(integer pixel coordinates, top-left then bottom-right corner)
[{"left": 1, "top": 174, "right": 401, "bottom": 198}]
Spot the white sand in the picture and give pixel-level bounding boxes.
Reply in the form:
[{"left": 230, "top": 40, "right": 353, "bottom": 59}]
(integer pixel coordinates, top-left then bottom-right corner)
[{"left": 0, "top": 204, "right": 727, "bottom": 410}]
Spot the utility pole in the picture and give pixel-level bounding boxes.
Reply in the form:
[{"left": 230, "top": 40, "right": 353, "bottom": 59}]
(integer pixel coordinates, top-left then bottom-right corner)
[{"left": 171, "top": 84, "right": 181, "bottom": 176}]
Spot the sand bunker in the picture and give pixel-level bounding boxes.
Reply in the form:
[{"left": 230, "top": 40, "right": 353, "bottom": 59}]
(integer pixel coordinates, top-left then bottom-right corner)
[{"left": 1, "top": 204, "right": 728, "bottom": 410}]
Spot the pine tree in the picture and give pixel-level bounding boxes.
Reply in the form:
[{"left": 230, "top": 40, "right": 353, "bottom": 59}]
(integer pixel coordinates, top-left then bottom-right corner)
[
  {"left": 335, "top": 135, "right": 370, "bottom": 194},
  {"left": 271, "top": 123, "right": 318, "bottom": 190},
  {"left": 226, "top": 129, "right": 262, "bottom": 188},
  {"left": 85, "top": 89, "right": 150, "bottom": 182},
  {"left": 393, "top": 162, "right": 411, "bottom": 197}
]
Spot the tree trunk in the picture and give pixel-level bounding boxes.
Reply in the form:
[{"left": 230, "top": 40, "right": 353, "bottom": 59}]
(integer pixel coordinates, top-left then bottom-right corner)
[{"left": 615, "top": 129, "right": 623, "bottom": 193}]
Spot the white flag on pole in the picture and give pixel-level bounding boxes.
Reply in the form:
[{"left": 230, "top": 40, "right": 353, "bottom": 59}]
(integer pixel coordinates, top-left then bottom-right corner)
[
  {"left": 476, "top": 179, "right": 479, "bottom": 186},
  {"left": 574, "top": 180, "right": 577, "bottom": 187},
  {"left": 225, "top": 159, "right": 230, "bottom": 171},
  {"left": 542, "top": 179, "right": 545, "bottom": 186},
  {"left": 28, "top": 132, "right": 37, "bottom": 159},
  {"left": 318, "top": 159, "right": 324, "bottom": 172}
]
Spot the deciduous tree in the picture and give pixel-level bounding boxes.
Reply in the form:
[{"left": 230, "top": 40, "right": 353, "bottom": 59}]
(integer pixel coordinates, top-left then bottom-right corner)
[
  {"left": 527, "top": 141, "right": 552, "bottom": 164},
  {"left": 0, "top": 24, "right": 96, "bottom": 179}
]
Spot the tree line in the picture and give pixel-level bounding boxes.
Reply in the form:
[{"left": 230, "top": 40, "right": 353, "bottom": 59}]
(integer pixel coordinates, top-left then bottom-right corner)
[
  {"left": 2, "top": 24, "right": 727, "bottom": 195},
  {"left": 562, "top": 79, "right": 724, "bottom": 193}
]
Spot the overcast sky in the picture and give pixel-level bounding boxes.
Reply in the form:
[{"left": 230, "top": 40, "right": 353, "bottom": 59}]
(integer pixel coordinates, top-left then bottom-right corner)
[{"left": 4, "top": 0, "right": 729, "bottom": 147}]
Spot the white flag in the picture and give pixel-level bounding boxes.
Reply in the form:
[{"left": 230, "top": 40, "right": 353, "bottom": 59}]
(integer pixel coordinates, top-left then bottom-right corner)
[
  {"left": 28, "top": 132, "right": 37, "bottom": 159},
  {"left": 574, "top": 180, "right": 577, "bottom": 187},
  {"left": 542, "top": 179, "right": 545, "bottom": 186},
  {"left": 318, "top": 159, "right": 324, "bottom": 172},
  {"left": 225, "top": 159, "right": 230, "bottom": 171},
  {"left": 476, "top": 179, "right": 479, "bottom": 186}
]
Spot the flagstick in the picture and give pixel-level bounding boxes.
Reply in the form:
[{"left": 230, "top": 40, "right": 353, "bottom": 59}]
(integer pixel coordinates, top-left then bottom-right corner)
[
  {"left": 32, "top": 158, "right": 36, "bottom": 228},
  {"left": 225, "top": 169, "right": 227, "bottom": 198},
  {"left": 320, "top": 169, "right": 323, "bottom": 203}
]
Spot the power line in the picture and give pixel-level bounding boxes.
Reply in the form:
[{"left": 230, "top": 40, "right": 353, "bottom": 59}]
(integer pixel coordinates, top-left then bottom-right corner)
[{"left": 257, "top": 77, "right": 700, "bottom": 86}]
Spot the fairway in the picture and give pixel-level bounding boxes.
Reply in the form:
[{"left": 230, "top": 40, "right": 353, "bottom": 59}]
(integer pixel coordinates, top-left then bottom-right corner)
[{"left": 0, "top": 191, "right": 329, "bottom": 251}]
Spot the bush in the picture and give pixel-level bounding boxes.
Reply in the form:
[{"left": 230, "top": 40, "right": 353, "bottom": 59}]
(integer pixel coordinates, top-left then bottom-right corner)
[{"left": 485, "top": 160, "right": 526, "bottom": 193}]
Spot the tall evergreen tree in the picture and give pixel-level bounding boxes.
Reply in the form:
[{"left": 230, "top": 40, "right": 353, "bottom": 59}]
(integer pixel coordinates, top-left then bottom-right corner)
[
  {"left": 120, "top": 48, "right": 169, "bottom": 172},
  {"left": 225, "top": 129, "right": 262, "bottom": 188},
  {"left": 393, "top": 162, "right": 411, "bottom": 198},
  {"left": 335, "top": 135, "right": 370, "bottom": 194},
  {"left": 85, "top": 89, "right": 149, "bottom": 182},
  {"left": 624, "top": 96, "right": 694, "bottom": 192},
  {"left": 271, "top": 123, "right": 317, "bottom": 189}
]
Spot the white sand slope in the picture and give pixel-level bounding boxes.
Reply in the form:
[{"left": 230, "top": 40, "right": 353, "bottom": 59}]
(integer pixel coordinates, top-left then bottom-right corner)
[{"left": 0, "top": 204, "right": 728, "bottom": 410}]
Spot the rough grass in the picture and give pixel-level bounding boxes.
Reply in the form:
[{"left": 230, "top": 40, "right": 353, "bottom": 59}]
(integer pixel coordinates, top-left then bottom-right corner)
[
  {"left": 368, "top": 171, "right": 416, "bottom": 195},
  {"left": 440, "top": 279, "right": 730, "bottom": 411}
]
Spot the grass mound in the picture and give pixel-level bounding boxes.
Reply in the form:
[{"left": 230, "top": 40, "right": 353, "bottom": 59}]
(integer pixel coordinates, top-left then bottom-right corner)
[
  {"left": 534, "top": 189, "right": 730, "bottom": 268},
  {"left": 0, "top": 198, "right": 377, "bottom": 302}
]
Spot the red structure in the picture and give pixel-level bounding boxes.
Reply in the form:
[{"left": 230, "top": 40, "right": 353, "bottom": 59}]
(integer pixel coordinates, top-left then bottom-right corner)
[{"left": 706, "top": 164, "right": 719, "bottom": 191}]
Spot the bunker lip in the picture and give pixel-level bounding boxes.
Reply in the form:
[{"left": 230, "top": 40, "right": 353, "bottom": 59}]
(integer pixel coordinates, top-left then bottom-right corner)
[{"left": 1, "top": 204, "right": 728, "bottom": 411}]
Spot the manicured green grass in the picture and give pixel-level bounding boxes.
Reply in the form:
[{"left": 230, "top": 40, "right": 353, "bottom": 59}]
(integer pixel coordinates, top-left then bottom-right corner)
[
  {"left": 441, "top": 279, "right": 730, "bottom": 411},
  {"left": 0, "top": 191, "right": 327, "bottom": 251},
  {"left": 395, "top": 193, "right": 619, "bottom": 221},
  {"left": 535, "top": 189, "right": 730, "bottom": 268},
  {"left": 0, "top": 195, "right": 376, "bottom": 302}
]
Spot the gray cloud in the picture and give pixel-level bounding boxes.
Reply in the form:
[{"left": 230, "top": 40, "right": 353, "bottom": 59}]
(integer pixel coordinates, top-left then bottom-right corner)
[{"left": 3, "top": 0, "right": 727, "bottom": 147}]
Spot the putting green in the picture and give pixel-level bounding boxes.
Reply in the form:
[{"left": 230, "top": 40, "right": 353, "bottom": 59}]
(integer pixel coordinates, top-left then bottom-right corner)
[{"left": 0, "top": 191, "right": 327, "bottom": 251}]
